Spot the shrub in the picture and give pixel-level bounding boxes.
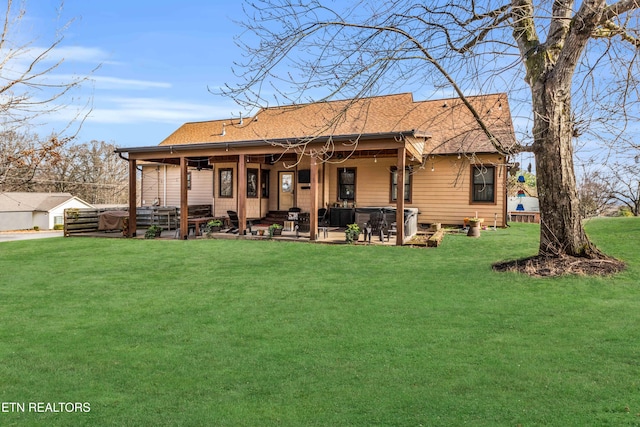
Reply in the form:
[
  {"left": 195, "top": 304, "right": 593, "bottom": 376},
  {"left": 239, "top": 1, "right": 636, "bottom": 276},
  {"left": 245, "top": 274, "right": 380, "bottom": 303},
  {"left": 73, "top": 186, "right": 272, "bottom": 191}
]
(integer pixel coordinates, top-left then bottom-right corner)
[
  {"left": 618, "top": 207, "right": 633, "bottom": 217},
  {"left": 268, "top": 223, "right": 283, "bottom": 237},
  {"left": 203, "top": 219, "right": 223, "bottom": 236},
  {"left": 345, "top": 223, "right": 361, "bottom": 244},
  {"left": 145, "top": 225, "right": 163, "bottom": 239}
]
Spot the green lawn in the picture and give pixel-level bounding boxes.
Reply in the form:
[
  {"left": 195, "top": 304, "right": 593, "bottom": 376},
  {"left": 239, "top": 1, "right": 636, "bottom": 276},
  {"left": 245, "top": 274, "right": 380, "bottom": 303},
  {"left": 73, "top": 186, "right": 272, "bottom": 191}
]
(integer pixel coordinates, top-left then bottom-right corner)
[{"left": 1, "top": 218, "right": 640, "bottom": 426}]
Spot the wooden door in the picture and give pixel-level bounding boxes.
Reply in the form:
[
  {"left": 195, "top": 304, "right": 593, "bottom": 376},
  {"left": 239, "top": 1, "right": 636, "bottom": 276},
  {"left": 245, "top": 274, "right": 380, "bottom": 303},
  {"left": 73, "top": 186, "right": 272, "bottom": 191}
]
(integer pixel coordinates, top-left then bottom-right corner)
[{"left": 278, "top": 171, "right": 294, "bottom": 210}]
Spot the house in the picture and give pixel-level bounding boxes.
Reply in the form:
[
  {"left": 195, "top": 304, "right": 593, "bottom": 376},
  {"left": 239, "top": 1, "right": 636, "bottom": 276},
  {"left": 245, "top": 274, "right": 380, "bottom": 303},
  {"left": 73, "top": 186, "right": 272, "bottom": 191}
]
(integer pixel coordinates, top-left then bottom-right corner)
[
  {"left": 115, "top": 92, "right": 517, "bottom": 244},
  {"left": 0, "top": 192, "right": 95, "bottom": 231}
]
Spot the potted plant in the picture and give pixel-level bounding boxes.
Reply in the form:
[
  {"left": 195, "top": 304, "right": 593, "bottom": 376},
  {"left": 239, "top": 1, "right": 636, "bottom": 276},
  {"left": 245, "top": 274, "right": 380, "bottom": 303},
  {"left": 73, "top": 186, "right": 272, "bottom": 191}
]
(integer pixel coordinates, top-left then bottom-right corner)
[
  {"left": 203, "top": 219, "right": 223, "bottom": 237},
  {"left": 345, "top": 223, "right": 361, "bottom": 244},
  {"left": 467, "top": 217, "right": 483, "bottom": 237},
  {"left": 268, "top": 223, "right": 283, "bottom": 237},
  {"left": 145, "top": 225, "right": 163, "bottom": 239}
]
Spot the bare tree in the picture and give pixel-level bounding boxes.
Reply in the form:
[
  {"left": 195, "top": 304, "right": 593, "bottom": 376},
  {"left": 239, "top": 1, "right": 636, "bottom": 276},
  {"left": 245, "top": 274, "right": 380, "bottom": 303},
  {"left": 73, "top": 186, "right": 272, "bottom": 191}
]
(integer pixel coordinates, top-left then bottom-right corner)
[
  {"left": 35, "top": 140, "right": 129, "bottom": 205},
  {"left": 73, "top": 141, "right": 129, "bottom": 205},
  {"left": 578, "top": 169, "right": 612, "bottom": 218},
  {"left": 0, "top": 130, "right": 67, "bottom": 191},
  {"left": 605, "top": 161, "right": 640, "bottom": 216},
  {"left": 0, "top": 0, "right": 93, "bottom": 188},
  {"left": 223, "top": 0, "right": 639, "bottom": 264}
]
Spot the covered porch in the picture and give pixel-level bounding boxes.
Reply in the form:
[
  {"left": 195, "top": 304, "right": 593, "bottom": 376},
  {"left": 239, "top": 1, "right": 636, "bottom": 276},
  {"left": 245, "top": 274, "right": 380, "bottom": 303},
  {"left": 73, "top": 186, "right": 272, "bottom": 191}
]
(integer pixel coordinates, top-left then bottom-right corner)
[{"left": 116, "top": 132, "right": 424, "bottom": 246}]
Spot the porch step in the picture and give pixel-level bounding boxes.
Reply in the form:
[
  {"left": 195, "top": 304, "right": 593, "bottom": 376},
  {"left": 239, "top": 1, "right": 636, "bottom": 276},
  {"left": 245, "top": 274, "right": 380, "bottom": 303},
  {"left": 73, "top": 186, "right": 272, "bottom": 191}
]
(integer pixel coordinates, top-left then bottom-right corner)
[{"left": 257, "top": 211, "right": 288, "bottom": 226}]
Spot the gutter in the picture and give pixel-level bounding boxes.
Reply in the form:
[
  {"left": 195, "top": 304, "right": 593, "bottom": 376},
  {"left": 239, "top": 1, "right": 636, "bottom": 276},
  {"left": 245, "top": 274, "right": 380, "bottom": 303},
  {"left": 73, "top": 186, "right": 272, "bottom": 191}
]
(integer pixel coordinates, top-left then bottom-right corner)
[{"left": 113, "top": 131, "right": 416, "bottom": 154}]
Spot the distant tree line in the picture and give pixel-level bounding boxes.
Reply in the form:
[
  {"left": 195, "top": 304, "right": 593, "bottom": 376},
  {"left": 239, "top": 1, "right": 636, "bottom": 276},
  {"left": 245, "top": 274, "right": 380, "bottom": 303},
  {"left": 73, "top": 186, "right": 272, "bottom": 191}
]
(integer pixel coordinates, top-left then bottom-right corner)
[
  {"left": 0, "top": 130, "right": 128, "bottom": 205},
  {"left": 578, "top": 162, "right": 640, "bottom": 218}
]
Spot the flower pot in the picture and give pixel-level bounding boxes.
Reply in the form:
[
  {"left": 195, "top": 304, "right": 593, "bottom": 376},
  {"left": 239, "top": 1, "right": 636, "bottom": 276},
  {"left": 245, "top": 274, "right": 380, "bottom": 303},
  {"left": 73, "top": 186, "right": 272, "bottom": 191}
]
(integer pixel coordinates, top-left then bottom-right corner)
[{"left": 467, "top": 219, "right": 482, "bottom": 237}]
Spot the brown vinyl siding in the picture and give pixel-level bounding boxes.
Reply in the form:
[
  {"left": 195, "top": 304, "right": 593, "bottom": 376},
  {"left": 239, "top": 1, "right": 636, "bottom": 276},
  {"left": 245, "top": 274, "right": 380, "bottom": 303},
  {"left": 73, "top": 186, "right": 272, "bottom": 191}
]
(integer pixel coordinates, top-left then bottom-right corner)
[
  {"left": 321, "top": 154, "right": 506, "bottom": 226},
  {"left": 141, "top": 165, "right": 213, "bottom": 207}
]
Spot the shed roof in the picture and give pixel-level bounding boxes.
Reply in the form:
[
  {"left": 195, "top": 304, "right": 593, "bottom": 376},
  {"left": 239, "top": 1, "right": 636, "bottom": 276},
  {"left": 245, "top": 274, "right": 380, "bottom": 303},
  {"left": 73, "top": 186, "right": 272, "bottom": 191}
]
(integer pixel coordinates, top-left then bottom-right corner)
[
  {"left": 0, "top": 192, "right": 78, "bottom": 212},
  {"left": 157, "top": 92, "right": 516, "bottom": 154}
]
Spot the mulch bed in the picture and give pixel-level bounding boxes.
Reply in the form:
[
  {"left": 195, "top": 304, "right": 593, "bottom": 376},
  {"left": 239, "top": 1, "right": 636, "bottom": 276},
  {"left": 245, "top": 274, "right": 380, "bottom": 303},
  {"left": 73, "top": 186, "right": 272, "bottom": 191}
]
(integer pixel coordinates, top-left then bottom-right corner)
[{"left": 492, "top": 255, "right": 626, "bottom": 277}]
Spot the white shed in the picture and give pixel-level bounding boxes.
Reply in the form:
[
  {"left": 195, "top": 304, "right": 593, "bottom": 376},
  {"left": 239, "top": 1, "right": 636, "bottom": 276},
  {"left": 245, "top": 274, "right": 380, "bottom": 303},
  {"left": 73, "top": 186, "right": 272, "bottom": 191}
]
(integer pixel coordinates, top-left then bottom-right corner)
[{"left": 0, "top": 192, "right": 94, "bottom": 231}]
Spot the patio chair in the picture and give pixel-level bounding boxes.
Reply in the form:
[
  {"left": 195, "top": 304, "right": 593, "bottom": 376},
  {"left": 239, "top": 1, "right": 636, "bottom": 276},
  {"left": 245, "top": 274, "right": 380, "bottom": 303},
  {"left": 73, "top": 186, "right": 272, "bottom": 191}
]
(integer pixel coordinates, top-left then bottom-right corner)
[
  {"left": 226, "top": 210, "right": 253, "bottom": 234},
  {"left": 318, "top": 208, "right": 329, "bottom": 226},
  {"left": 316, "top": 208, "right": 330, "bottom": 239},
  {"left": 367, "top": 210, "right": 389, "bottom": 243}
]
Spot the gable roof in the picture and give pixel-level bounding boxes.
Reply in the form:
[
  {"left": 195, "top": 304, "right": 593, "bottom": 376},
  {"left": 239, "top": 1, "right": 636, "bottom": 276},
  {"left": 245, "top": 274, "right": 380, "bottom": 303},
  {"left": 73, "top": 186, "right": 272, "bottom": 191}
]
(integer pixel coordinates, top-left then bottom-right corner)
[
  {"left": 0, "top": 192, "right": 85, "bottom": 213},
  {"left": 158, "top": 92, "right": 516, "bottom": 154}
]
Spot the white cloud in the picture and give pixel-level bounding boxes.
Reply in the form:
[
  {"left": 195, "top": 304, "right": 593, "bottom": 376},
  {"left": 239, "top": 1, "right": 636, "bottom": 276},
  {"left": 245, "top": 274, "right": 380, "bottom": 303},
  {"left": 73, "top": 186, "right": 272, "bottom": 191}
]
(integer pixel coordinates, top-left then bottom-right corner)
[
  {"left": 33, "top": 45, "right": 117, "bottom": 64},
  {"left": 57, "top": 75, "right": 172, "bottom": 90},
  {"left": 85, "top": 97, "right": 235, "bottom": 124},
  {"left": 91, "top": 76, "right": 171, "bottom": 90}
]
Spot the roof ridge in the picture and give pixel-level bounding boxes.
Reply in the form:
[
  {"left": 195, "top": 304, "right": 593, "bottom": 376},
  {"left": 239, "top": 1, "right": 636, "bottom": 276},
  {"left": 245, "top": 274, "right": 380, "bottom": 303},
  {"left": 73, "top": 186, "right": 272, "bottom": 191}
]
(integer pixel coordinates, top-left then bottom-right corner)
[{"left": 171, "top": 92, "right": 506, "bottom": 126}]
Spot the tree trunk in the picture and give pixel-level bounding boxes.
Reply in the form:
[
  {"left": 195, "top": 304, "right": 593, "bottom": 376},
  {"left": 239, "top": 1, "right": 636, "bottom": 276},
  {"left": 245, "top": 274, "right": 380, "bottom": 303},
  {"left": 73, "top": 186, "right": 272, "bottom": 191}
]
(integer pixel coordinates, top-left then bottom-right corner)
[{"left": 531, "top": 83, "right": 601, "bottom": 258}]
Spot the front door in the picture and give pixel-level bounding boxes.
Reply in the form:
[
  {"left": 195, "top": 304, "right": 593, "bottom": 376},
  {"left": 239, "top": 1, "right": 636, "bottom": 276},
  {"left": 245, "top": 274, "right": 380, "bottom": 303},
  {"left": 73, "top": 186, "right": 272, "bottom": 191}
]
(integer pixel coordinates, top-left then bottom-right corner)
[{"left": 278, "top": 171, "right": 295, "bottom": 210}]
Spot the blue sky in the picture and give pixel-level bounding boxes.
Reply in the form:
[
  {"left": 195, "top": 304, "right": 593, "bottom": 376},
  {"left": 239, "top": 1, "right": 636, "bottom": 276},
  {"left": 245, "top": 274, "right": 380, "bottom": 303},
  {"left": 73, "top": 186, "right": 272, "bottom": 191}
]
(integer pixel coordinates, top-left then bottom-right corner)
[
  {"left": 13, "top": 0, "right": 637, "bottom": 168},
  {"left": 21, "top": 0, "right": 250, "bottom": 147}
]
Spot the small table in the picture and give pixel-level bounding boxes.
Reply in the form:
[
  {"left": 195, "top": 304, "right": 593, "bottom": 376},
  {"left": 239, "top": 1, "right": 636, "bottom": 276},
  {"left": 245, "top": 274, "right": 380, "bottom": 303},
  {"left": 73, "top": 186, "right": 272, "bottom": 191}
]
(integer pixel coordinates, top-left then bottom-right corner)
[{"left": 188, "top": 217, "right": 216, "bottom": 236}]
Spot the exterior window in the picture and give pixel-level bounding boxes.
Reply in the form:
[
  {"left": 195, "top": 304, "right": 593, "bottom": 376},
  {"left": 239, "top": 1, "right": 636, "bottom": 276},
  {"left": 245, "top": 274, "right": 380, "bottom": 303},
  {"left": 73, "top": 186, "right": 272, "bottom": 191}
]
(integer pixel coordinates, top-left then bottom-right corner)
[
  {"left": 472, "top": 165, "right": 495, "bottom": 203},
  {"left": 187, "top": 171, "right": 192, "bottom": 190},
  {"left": 247, "top": 168, "right": 258, "bottom": 198},
  {"left": 338, "top": 168, "right": 356, "bottom": 200},
  {"left": 391, "top": 167, "right": 412, "bottom": 202},
  {"left": 54, "top": 216, "right": 64, "bottom": 225},
  {"left": 261, "top": 169, "right": 270, "bottom": 198},
  {"left": 219, "top": 168, "right": 233, "bottom": 198}
]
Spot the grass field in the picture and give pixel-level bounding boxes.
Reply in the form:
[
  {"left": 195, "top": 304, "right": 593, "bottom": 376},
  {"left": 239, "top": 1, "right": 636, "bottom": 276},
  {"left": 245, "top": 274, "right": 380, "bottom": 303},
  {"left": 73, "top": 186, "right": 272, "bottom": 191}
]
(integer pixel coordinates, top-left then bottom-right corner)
[{"left": 1, "top": 218, "right": 640, "bottom": 426}]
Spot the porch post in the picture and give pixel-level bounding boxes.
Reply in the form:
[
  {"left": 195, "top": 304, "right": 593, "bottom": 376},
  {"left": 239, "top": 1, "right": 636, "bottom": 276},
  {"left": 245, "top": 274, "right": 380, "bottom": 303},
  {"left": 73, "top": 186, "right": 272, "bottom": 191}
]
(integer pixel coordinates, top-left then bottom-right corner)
[
  {"left": 238, "top": 154, "right": 247, "bottom": 235},
  {"left": 396, "top": 147, "right": 406, "bottom": 246},
  {"left": 128, "top": 158, "right": 137, "bottom": 237},
  {"left": 310, "top": 154, "right": 318, "bottom": 240},
  {"left": 180, "top": 156, "right": 189, "bottom": 239}
]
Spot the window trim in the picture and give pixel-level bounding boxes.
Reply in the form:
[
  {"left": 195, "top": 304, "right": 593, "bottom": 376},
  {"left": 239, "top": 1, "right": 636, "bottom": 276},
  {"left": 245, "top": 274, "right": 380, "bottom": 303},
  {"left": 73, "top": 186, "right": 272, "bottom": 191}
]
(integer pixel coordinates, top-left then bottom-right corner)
[
  {"left": 390, "top": 166, "right": 412, "bottom": 203},
  {"left": 470, "top": 164, "right": 496, "bottom": 204},
  {"left": 261, "top": 169, "right": 270, "bottom": 198},
  {"left": 219, "top": 168, "right": 233, "bottom": 198},
  {"left": 337, "top": 168, "right": 356, "bottom": 201},
  {"left": 247, "top": 168, "right": 258, "bottom": 198}
]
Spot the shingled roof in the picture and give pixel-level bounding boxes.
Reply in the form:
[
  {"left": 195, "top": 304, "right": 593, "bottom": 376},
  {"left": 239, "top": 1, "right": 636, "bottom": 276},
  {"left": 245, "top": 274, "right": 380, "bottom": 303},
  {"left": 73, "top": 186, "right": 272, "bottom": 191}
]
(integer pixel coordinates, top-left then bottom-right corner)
[
  {"left": 158, "top": 92, "right": 516, "bottom": 155},
  {"left": 0, "top": 192, "right": 77, "bottom": 212}
]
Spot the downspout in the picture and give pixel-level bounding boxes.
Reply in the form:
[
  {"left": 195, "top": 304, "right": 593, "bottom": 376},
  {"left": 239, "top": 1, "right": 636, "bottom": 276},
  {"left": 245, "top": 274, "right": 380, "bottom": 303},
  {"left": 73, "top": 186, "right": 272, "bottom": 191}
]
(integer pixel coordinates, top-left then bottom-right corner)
[
  {"left": 117, "top": 152, "right": 129, "bottom": 162},
  {"left": 163, "top": 165, "right": 167, "bottom": 207},
  {"left": 117, "top": 151, "right": 139, "bottom": 207},
  {"left": 504, "top": 156, "right": 510, "bottom": 227}
]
